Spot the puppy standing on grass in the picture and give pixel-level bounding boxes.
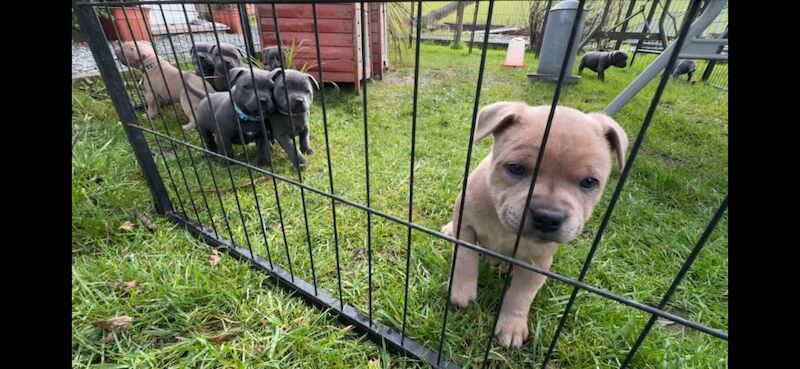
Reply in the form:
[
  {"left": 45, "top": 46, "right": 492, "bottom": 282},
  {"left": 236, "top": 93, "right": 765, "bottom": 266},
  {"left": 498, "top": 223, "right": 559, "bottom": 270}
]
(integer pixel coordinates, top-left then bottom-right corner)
[
  {"left": 672, "top": 59, "right": 697, "bottom": 83},
  {"left": 185, "top": 67, "right": 277, "bottom": 167},
  {"left": 269, "top": 68, "right": 319, "bottom": 171},
  {"left": 578, "top": 50, "right": 628, "bottom": 81},
  {"left": 115, "top": 41, "right": 216, "bottom": 130},
  {"left": 442, "top": 102, "right": 628, "bottom": 348}
]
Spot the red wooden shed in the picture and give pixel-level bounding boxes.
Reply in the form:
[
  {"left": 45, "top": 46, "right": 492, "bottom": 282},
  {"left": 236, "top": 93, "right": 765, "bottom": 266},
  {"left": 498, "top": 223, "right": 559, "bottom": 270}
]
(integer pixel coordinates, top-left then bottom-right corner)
[{"left": 256, "top": 2, "right": 388, "bottom": 94}]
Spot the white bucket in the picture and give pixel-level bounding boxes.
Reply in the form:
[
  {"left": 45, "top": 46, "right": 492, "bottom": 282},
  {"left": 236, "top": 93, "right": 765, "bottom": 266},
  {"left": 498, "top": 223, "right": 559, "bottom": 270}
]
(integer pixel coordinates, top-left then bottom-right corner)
[{"left": 502, "top": 37, "right": 527, "bottom": 67}]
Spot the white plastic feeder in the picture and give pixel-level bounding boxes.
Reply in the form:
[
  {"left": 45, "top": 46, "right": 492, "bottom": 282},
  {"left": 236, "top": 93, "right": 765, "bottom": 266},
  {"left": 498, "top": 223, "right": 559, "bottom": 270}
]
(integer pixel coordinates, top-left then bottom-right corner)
[{"left": 501, "top": 37, "right": 527, "bottom": 68}]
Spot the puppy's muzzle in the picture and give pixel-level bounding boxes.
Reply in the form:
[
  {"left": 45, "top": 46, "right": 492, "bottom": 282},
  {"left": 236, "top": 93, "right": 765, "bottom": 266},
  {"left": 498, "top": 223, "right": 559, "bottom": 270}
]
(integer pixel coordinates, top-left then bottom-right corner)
[
  {"left": 292, "top": 97, "right": 307, "bottom": 111},
  {"left": 529, "top": 208, "right": 565, "bottom": 233}
]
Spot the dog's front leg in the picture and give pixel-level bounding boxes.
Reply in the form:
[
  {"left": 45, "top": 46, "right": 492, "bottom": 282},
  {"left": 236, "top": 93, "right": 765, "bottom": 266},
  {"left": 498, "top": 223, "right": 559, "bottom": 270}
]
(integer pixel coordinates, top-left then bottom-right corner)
[
  {"left": 276, "top": 134, "right": 308, "bottom": 170},
  {"left": 255, "top": 134, "right": 273, "bottom": 167},
  {"left": 298, "top": 126, "right": 314, "bottom": 155},
  {"left": 494, "top": 257, "right": 553, "bottom": 348},
  {"left": 443, "top": 221, "right": 479, "bottom": 308}
]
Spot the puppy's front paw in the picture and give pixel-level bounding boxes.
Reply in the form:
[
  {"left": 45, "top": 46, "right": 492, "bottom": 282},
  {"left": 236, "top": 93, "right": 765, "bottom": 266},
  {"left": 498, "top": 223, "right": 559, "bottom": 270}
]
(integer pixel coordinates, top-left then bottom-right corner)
[
  {"left": 449, "top": 282, "right": 477, "bottom": 308},
  {"left": 494, "top": 313, "right": 529, "bottom": 348},
  {"left": 182, "top": 122, "right": 196, "bottom": 130},
  {"left": 441, "top": 222, "right": 454, "bottom": 236},
  {"left": 301, "top": 146, "right": 314, "bottom": 155}
]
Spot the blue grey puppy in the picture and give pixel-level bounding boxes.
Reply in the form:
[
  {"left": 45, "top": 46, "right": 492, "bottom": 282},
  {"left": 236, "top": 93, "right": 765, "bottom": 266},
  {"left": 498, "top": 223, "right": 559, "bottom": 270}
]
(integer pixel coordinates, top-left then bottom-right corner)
[
  {"left": 672, "top": 59, "right": 697, "bottom": 82},
  {"left": 269, "top": 68, "right": 319, "bottom": 171},
  {"left": 578, "top": 50, "right": 628, "bottom": 81},
  {"left": 191, "top": 42, "right": 248, "bottom": 91},
  {"left": 185, "top": 67, "right": 277, "bottom": 167},
  {"left": 262, "top": 46, "right": 294, "bottom": 71}
]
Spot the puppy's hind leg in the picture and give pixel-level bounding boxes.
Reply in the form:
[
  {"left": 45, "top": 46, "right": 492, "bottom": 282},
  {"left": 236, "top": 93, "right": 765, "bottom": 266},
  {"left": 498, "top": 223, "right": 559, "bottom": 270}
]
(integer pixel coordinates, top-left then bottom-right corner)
[
  {"left": 444, "top": 219, "right": 479, "bottom": 309},
  {"left": 199, "top": 127, "right": 217, "bottom": 153}
]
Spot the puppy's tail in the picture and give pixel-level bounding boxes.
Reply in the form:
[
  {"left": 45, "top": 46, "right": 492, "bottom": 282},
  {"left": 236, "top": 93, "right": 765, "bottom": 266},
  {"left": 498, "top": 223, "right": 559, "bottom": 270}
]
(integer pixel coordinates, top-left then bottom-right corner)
[
  {"left": 182, "top": 72, "right": 214, "bottom": 99},
  {"left": 323, "top": 81, "right": 340, "bottom": 95}
]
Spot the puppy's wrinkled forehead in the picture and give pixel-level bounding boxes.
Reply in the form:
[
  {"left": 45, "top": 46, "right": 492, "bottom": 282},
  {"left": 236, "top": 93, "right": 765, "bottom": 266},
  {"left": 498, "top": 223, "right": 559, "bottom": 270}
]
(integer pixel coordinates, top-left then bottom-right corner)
[{"left": 495, "top": 108, "right": 612, "bottom": 172}]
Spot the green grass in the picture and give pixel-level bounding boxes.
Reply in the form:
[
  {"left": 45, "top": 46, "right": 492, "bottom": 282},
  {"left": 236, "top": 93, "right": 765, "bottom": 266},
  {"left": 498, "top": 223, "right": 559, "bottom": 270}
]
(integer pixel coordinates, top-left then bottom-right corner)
[{"left": 73, "top": 43, "right": 728, "bottom": 368}]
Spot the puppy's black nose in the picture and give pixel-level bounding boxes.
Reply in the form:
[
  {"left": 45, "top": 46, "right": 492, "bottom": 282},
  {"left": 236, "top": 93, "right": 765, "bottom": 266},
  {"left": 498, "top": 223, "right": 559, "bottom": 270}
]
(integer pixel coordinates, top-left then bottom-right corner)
[{"left": 530, "top": 208, "right": 564, "bottom": 233}]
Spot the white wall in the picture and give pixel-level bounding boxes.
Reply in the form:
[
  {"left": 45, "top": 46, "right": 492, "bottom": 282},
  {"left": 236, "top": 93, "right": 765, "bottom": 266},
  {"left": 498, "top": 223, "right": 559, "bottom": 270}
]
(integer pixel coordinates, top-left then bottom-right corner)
[{"left": 148, "top": 3, "right": 198, "bottom": 26}]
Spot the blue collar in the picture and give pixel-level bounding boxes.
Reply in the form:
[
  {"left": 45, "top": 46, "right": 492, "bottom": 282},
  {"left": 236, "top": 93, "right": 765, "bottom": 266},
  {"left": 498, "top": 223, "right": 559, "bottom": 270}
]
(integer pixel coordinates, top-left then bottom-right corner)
[{"left": 234, "top": 103, "right": 262, "bottom": 122}]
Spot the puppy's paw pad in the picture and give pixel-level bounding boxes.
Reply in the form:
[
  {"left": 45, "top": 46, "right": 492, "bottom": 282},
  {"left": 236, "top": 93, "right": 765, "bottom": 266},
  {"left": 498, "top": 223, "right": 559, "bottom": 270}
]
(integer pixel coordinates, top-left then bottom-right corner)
[{"left": 494, "top": 316, "right": 529, "bottom": 348}]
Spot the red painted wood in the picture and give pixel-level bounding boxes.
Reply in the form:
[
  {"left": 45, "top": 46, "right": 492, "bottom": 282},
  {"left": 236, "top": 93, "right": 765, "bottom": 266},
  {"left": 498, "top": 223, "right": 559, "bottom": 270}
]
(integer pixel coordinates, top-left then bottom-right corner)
[
  {"left": 292, "top": 47, "right": 354, "bottom": 61},
  {"left": 255, "top": 2, "right": 385, "bottom": 86},
  {"left": 258, "top": 4, "right": 353, "bottom": 19},
  {"left": 259, "top": 18, "right": 354, "bottom": 34},
  {"left": 261, "top": 32, "right": 354, "bottom": 47}
]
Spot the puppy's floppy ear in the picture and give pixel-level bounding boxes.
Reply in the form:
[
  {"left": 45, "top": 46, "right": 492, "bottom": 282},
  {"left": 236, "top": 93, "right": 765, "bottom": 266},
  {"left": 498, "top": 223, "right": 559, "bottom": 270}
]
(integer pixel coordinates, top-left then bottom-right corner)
[
  {"left": 306, "top": 73, "right": 320, "bottom": 90},
  {"left": 228, "top": 67, "right": 248, "bottom": 85},
  {"left": 271, "top": 68, "right": 284, "bottom": 82},
  {"left": 473, "top": 102, "right": 527, "bottom": 144},
  {"left": 588, "top": 112, "right": 629, "bottom": 169}
]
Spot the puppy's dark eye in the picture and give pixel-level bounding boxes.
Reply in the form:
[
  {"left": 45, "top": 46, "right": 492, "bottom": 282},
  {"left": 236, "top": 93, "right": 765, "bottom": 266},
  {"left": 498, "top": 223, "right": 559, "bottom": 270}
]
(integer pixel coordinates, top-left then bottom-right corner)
[
  {"left": 580, "top": 177, "right": 599, "bottom": 190},
  {"left": 505, "top": 163, "right": 526, "bottom": 176}
]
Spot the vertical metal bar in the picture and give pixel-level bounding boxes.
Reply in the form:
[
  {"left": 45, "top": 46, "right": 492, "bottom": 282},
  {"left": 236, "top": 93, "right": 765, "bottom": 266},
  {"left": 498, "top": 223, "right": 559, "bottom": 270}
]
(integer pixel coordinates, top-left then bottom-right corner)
[
  {"left": 205, "top": 5, "right": 258, "bottom": 260},
  {"left": 132, "top": 4, "right": 201, "bottom": 227},
  {"left": 238, "top": 3, "right": 257, "bottom": 59},
  {"left": 232, "top": 3, "right": 284, "bottom": 266},
  {"left": 436, "top": 0, "right": 496, "bottom": 365},
  {"left": 542, "top": 1, "right": 703, "bottom": 366},
  {"left": 179, "top": 3, "right": 237, "bottom": 246},
  {"left": 468, "top": 0, "right": 480, "bottom": 54},
  {"left": 615, "top": 0, "right": 637, "bottom": 50},
  {"left": 270, "top": 3, "right": 318, "bottom": 293},
  {"left": 401, "top": 0, "right": 424, "bottom": 345},
  {"left": 409, "top": 1, "right": 415, "bottom": 49},
  {"left": 479, "top": 1, "right": 586, "bottom": 367},
  {"left": 358, "top": 1, "right": 374, "bottom": 326},
  {"left": 226, "top": 2, "right": 293, "bottom": 278},
  {"left": 115, "top": 9, "right": 188, "bottom": 223},
  {"left": 619, "top": 195, "right": 728, "bottom": 369},
  {"left": 72, "top": 2, "right": 173, "bottom": 215},
  {"left": 311, "top": 2, "right": 344, "bottom": 309},
  {"left": 155, "top": 3, "right": 221, "bottom": 241}
]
